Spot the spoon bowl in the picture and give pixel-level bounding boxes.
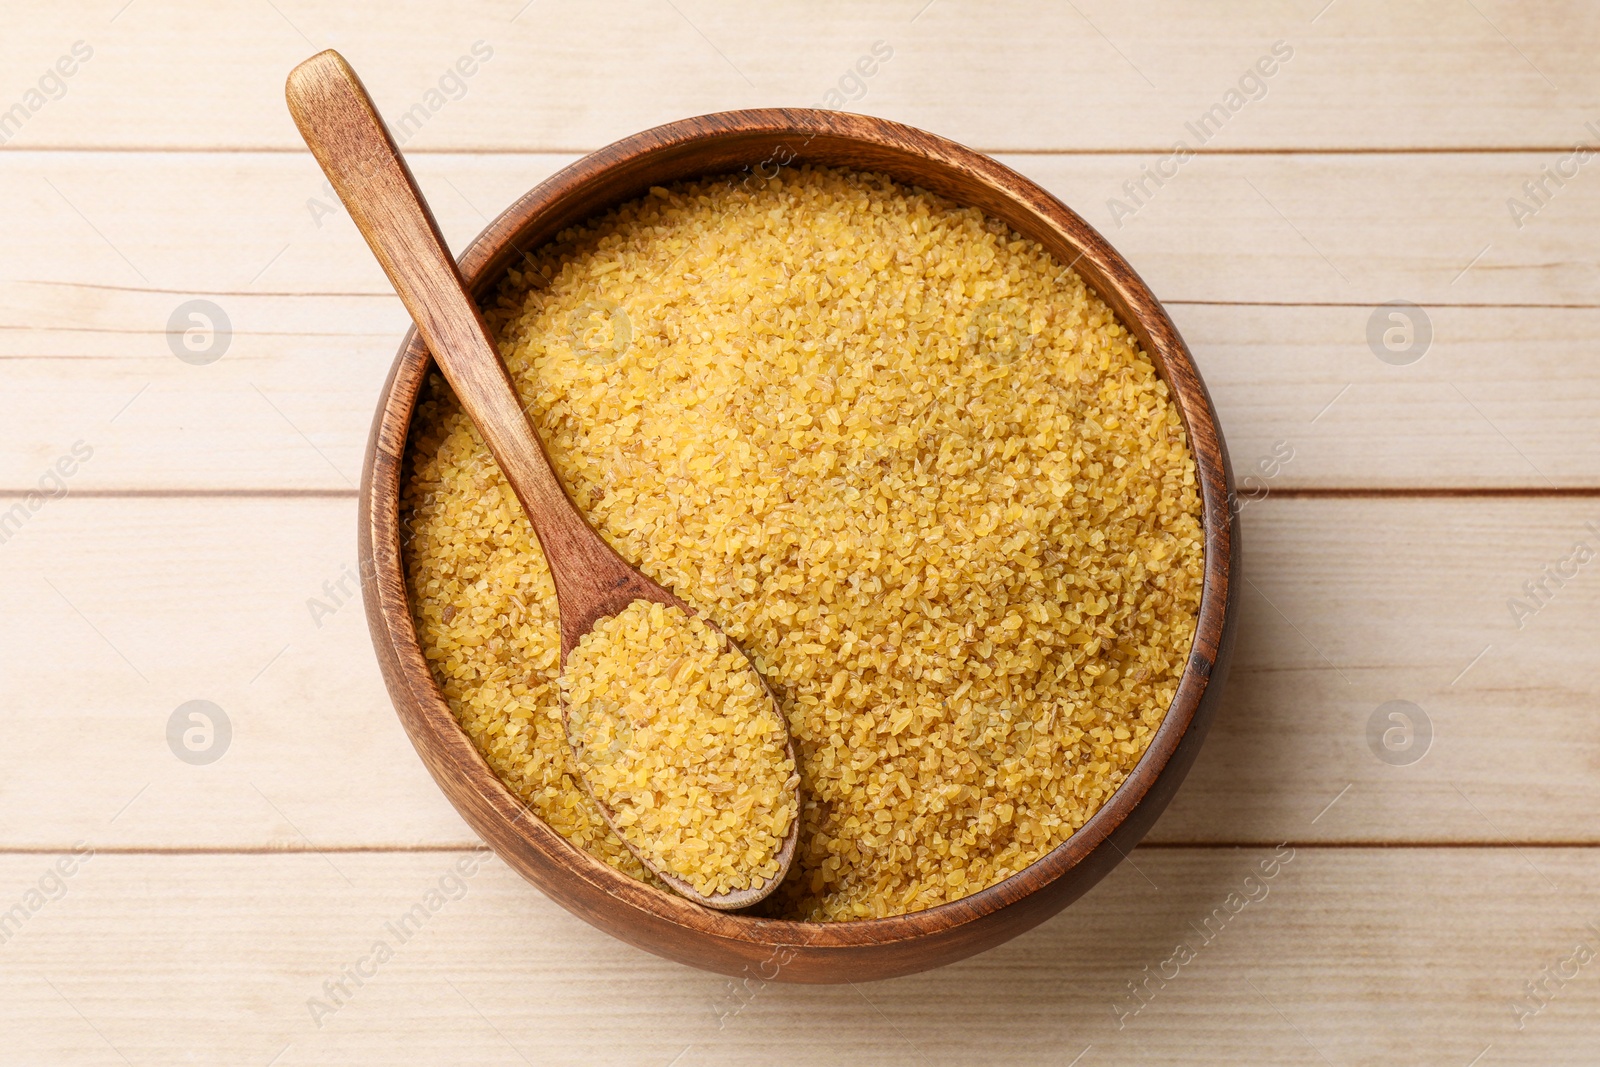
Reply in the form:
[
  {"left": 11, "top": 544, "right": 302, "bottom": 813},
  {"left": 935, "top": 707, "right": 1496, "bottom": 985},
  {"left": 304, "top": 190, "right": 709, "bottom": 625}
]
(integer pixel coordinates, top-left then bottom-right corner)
[{"left": 564, "top": 657, "right": 801, "bottom": 911}]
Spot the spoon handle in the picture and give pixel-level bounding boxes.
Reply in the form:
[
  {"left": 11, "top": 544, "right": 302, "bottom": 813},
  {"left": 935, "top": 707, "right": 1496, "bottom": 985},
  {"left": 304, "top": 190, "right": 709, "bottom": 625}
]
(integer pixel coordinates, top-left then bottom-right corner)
[{"left": 286, "top": 50, "right": 646, "bottom": 639}]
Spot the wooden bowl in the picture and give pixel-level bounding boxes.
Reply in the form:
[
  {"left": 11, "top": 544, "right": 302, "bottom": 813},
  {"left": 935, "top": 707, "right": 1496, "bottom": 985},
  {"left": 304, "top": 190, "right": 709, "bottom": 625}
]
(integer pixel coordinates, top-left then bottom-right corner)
[{"left": 360, "top": 109, "right": 1239, "bottom": 983}]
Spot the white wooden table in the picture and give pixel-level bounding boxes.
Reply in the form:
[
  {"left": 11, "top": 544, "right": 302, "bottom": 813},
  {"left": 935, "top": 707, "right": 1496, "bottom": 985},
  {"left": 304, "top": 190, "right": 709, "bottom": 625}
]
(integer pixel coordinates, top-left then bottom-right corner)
[{"left": 3, "top": 2, "right": 1598, "bottom": 1063}]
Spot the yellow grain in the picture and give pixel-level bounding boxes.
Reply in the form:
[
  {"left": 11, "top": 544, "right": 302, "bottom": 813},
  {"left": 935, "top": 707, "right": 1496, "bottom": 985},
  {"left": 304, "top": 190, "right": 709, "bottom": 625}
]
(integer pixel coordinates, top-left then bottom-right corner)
[
  {"left": 402, "top": 165, "right": 1204, "bottom": 921},
  {"left": 562, "top": 602, "right": 797, "bottom": 898}
]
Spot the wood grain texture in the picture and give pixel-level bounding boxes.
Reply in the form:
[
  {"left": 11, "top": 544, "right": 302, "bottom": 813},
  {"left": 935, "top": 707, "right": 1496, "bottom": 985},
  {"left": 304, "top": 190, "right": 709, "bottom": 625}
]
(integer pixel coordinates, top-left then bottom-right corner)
[
  {"left": 3, "top": 151, "right": 1598, "bottom": 492},
  {"left": 0, "top": 848, "right": 1594, "bottom": 1065},
  {"left": 2, "top": 0, "right": 1596, "bottom": 1053},
  {"left": 5, "top": 151, "right": 1598, "bottom": 310},
  {"left": 2, "top": 495, "right": 1594, "bottom": 852},
  {"left": 3, "top": 0, "right": 1598, "bottom": 152}
]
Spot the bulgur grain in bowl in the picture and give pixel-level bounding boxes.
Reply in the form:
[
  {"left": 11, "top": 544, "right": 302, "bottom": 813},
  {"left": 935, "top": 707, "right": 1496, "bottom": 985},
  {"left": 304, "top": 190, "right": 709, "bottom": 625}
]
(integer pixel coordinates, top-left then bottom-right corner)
[{"left": 361, "top": 110, "right": 1239, "bottom": 982}]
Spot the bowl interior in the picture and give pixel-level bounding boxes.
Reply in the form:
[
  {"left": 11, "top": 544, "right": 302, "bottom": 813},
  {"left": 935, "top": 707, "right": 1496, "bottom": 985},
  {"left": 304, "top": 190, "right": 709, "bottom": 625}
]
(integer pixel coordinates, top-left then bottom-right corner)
[{"left": 367, "top": 108, "right": 1236, "bottom": 971}]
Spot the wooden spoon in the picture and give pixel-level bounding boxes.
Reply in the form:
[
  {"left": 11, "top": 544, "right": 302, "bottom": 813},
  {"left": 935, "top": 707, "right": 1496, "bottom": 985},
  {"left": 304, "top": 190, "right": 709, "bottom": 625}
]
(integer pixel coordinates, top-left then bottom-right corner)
[{"left": 285, "top": 49, "right": 798, "bottom": 910}]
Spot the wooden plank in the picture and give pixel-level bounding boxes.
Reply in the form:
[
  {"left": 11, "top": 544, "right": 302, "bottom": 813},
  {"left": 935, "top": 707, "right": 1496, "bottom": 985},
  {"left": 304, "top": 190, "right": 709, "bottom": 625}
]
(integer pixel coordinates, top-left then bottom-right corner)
[
  {"left": 2, "top": 0, "right": 1598, "bottom": 151},
  {"left": 0, "top": 847, "right": 1594, "bottom": 1064},
  {"left": 0, "top": 494, "right": 474, "bottom": 851},
  {"left": 1159, "top": 496, "right": 1600, "bottom": 846},
  {"left": 2, "top": 2, "right": 1592, "bottom": 1055},
  {"left": 3, "top": 152, "right": 1598, "bottom": 491},
  {"left": 5, "top": 150, "right": 1597, "bottom": 305},
  {"left": 1185, "top": 301, "right": 1600, "bottom": 492},
  {"left": 9, "top": 299, "right": 1597, "bottom": 491},
  {"left": 2, "top": 495, "right": 1596, "bottom": 850}
]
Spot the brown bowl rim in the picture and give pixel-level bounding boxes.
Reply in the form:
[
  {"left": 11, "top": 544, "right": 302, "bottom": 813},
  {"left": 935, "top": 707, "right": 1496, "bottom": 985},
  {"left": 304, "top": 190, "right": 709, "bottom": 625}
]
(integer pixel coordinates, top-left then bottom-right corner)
[{"left": 360, "top": 108, "right": 1236, "bottom": 960}]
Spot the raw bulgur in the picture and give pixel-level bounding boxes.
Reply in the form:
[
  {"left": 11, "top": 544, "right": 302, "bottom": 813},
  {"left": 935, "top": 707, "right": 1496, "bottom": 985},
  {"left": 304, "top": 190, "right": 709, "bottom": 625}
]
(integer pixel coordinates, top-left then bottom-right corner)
[
  {"left": 402, "top": 165, "right": 1204, "bottom": 921},
  {"left": 561, "top": 601, "right": 798, "bottom": 898}
]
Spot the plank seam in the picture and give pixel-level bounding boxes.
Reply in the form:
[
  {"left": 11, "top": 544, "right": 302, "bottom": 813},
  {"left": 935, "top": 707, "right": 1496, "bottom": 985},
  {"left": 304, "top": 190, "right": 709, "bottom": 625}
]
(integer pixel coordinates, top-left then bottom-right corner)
[
  {"left": 5, "top": 487, "right": 1594, "bottom": 501},
  {"left": 4, "top": 145, "right": 1597, "bottom": 156},
  {"left": 0, "top": 841, "right": 1593, "bottom": 855}
]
